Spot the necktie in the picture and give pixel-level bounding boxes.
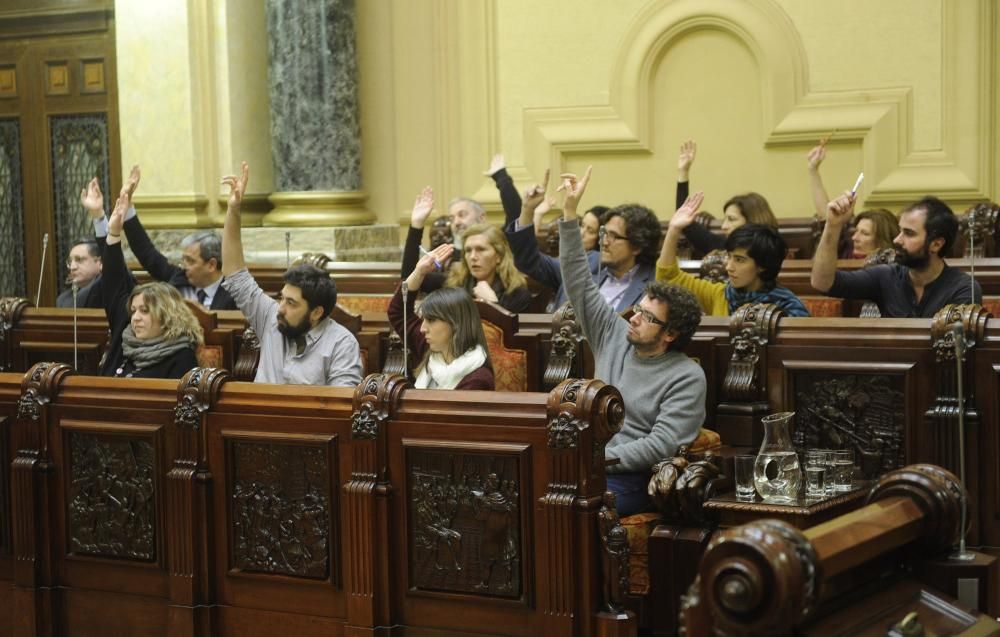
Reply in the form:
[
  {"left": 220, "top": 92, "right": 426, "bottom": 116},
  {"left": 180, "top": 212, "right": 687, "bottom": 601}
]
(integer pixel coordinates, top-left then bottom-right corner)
[{"left": 196, "top": 289, "right": 208, "bottom": 306}]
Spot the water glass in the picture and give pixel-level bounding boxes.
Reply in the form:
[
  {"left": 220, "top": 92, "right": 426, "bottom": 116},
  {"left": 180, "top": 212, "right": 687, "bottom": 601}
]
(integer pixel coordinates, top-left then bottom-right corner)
[
  {"left": 805, "top": 466, "right": 827, "bottom": 497},
  {"left": 833, "top": 449, "right": 855, "bottom": 491},
  {"left": 734, "top": 455, "right": 756, "bottom": 501}
]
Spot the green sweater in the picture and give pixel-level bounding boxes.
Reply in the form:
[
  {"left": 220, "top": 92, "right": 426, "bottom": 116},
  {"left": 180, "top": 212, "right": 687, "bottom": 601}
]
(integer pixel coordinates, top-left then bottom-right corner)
[{"left": 559, "top": 219, "right": 706, "bottom": 473}]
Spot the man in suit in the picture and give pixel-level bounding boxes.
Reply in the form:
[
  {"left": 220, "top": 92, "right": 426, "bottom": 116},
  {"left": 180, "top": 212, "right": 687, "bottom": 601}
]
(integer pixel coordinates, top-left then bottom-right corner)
[
  {"left": 56, "top": 237, "right": 104, "bottom": 308},
  {"left": 83, "top": 166, "right": 238, "bottom": 311}
]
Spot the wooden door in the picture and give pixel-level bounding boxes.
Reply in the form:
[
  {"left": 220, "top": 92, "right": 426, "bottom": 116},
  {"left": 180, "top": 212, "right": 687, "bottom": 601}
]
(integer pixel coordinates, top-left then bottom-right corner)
[{"left": 0, "top": 1, "right": 120, "bottom": 304}]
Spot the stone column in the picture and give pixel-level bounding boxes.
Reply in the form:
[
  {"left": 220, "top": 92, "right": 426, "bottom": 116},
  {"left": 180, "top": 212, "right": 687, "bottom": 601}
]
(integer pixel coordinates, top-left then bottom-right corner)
[{"left": 264, "top": 0, "right": 373, "bottom": 230}]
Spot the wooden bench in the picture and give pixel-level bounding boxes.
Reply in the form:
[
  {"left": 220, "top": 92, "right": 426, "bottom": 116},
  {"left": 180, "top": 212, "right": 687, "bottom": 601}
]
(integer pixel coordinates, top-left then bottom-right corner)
[{"left": 0, "top": 366, "right": 632, "bottom": 636}]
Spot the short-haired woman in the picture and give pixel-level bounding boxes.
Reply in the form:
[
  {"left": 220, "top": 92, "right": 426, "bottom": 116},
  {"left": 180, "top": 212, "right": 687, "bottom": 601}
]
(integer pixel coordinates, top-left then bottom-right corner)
[
  {"left": 389, "top": 243, "right": 494, "bottom": 390},
  {"left": 101, "top": 193, "right": 202, "bottom": 378},
  {"left": 851, "top": 208, "right": 899, "bottom": 257},
  {"left": 657, "top": 192, "right": 810, "bottom": 317}
]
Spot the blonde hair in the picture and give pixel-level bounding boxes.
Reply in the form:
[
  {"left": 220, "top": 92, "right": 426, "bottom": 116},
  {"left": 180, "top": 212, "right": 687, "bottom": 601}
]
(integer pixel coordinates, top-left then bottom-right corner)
[
  {"left": 127, "top": 282, "right": 204, "bottom": 345},
  {"left": 445, "top": 223, "right": 527, "bottom": 293}
]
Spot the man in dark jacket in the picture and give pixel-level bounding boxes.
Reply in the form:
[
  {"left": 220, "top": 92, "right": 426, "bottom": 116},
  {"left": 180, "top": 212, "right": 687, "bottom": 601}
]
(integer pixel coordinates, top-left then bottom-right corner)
[{"left": 83, "top": 166, "right": 238, "bottom": 310}]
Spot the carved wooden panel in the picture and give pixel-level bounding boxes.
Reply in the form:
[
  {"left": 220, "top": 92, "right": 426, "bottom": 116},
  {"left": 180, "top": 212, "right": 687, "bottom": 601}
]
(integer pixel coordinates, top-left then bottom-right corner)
[
  {"left": 406, "top": 446, "right": 525, "bottom": 599},
  {"left": 45, "top": 61, "right": 69, "bottom": 95},
  {"left": 0, "top": 416, "right": 9, "bottom": 556},
  {"left": 0, "top": 66, "right": 16, "bottom": 97},
  {"left": 80, "top": 58, "right": 104, "bottom": 93},
  {"left": 228, "top": 440, "right": 334, "bottom": 580},
  {"left": 67, "top": 431, "right": 156, "bottom": 561},
  {"left": 790, "top": 372, "right": 905, "bottom": 479}
]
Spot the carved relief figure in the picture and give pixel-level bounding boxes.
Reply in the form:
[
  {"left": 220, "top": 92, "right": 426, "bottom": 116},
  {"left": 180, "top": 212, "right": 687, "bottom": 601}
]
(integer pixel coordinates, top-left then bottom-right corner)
[
  {"left": 473, "top": 472, "right": 518, "bottom": 593},
  {"left": 598, "top": 491, "right": 630, "bottom": 612}
]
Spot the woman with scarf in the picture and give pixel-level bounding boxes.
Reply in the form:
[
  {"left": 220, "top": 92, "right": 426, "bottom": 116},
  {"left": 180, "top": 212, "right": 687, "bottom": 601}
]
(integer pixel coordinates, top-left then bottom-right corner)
[
  {"left": 389, "top": 242, "right": 494, "bottom": 390},
  {"left": 656, "top": 192, "right": 810, "bottom": 317},
  {"left": 100, "top": 192, "right": 202, "bottom": 378}
]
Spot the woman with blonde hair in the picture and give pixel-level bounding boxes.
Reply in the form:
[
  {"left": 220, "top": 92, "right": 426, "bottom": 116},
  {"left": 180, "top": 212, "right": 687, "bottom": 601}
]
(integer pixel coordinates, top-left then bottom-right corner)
[
  {"left": 101, "top": 192, "right": 202, "bottom": 378},
  {"left": 389, "top": 243, "right": 494, "bottom": 389},
  {"left": 851, "top": 208, "right": 899, "bottom": 257},
  {"left": 401, "top": 189, "right": 532, "bottom": 312}
]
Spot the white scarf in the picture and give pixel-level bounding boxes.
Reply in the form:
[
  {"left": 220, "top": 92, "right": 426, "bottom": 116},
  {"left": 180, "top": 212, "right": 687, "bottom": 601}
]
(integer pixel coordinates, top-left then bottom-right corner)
[{"left": 415, "top": 345, "right": 487, "bottom": 389}]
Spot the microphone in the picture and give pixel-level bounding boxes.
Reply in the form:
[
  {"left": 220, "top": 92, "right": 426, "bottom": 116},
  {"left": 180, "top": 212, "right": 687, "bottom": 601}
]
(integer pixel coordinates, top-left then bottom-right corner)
[
  {"left": 285, "top": 231, "right": 291, "bottom": 268},
  {"left": 72, "top": 281, "right": 79, "bottom": 371},
  {"left": 401, "top": 281, "right": 409, "bottom": 379},
  {"left": 969, "top": 212, "right": 976, "bottom": 304},
  {"left": 35, "top": 233, "right": 49, "bottom": 306}
]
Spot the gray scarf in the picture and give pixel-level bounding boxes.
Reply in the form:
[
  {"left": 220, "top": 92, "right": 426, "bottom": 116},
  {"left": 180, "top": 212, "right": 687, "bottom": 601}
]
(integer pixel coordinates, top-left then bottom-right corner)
[{"left": 121, "top": 325, "right": 196, "bottom": 370}]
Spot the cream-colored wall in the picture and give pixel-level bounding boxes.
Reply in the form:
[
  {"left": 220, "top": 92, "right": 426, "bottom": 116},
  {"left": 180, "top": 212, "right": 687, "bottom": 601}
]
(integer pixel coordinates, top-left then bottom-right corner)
[{"left": 115, "top": 0, "right": 998, "bottom": 231}]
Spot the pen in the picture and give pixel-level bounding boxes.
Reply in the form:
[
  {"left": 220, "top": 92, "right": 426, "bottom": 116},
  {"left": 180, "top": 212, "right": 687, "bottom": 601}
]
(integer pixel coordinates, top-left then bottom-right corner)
[
  {"left": 851, "top": 172, "right": 864, "bottom": 197},
  {"left": 419, "top": 245, "right": 443, "bottom": 270}
]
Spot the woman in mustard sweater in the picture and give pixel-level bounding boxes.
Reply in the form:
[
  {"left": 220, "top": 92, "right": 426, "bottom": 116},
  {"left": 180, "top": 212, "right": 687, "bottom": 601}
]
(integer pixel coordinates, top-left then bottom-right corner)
[{"left": 658, "top": 192, "right": 810, "bottom": 317}]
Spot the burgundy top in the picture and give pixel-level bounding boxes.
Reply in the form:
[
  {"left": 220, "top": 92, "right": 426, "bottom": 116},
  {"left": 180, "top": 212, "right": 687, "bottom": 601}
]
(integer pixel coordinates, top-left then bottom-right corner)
[{"left": 388, "top": 284, "right": 495, "bottom": 390}]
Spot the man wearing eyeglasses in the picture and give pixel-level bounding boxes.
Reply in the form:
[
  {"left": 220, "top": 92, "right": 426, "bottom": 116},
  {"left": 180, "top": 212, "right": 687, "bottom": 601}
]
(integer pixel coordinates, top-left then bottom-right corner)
[
  {"left": 56, "top": 238, "right": 104, "bottom": 308},
  {"left": 551, "top": 167, "right": 707, "bottom": 516}
]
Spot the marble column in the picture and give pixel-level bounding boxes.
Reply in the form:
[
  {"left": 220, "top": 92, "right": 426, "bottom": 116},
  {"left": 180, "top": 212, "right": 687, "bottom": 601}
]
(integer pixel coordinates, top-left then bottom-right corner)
[{"left": 264, "top": 0, "right": 372, "bottom": 227}]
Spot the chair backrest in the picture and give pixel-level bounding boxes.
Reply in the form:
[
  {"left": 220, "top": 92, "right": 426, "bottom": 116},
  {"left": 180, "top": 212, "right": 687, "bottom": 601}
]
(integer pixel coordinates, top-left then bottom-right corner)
[{"left": 475, "top": 300, "right": 536, "bottom": 392}]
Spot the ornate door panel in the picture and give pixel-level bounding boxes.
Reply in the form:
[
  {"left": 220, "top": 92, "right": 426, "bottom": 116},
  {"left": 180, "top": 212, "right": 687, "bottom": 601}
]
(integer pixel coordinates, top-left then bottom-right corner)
[{"left": 0, "top": 2, "right": 120, "bottom": 303}]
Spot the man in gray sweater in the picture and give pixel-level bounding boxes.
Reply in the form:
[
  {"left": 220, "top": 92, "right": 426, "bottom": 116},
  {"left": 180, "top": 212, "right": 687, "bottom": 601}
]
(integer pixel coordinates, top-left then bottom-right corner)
[{"left": 534, "top": 167, "right": 706, "bottom": 516}]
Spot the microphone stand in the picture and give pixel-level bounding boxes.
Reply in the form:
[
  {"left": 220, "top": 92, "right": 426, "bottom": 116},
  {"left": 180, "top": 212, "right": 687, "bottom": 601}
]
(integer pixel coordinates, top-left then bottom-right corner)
[
  {"left": 72, "top": 282, "right": 79, "bottom": 371},
  {"left": 401, "top": 281, "right": 410, "bottom": 380},
  {"left": 951, "top": 322, "right": 974, "bottom": 561},
  {"left": 285, "top": 232, "right": 291, "bottom": 268},
  {"left": 35, "top": 233, "right": 49, "bottom": 306}
]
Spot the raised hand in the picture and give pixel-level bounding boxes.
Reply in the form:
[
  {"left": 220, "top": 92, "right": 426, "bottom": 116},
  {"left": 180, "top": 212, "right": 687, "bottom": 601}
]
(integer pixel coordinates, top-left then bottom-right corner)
[
  {"left": 107, "top": 193, "right": 129, "bottom": 240},
  {"left": 668, "top": 191, "right": 706, "bottom": 230},
  {"left": 222, "top": 161, "right": 250, "bottom": 212},
  {"left": 410, "top": 186, "right": 434, "bottom": 228},
  {"left": 677, "top": 140, "right": 697, "bottom": 177},
  {"left": 416, "top": 242, "right": 453, "bottom": 276},
  {"left": 79, "top": 177, "right": 104, "bottom": 219},
  {"left": 807, "top": 145, "right": 826, "bottom": 174},
  {"left": 120, "top": 164, "right": 141, "bottom": 199},
  {"left": 826, "top": 191, "right": 856, "bottom": 227},
  {"left": 534, "top": 196, "right": 556, "bottom": 217},
  {"left": 483, "top": 153, "right": 505, "bottom": 177},
  {"left": 473, "top": 279, "right": 498, "bottom": 303},
  {"left": 559, "top": 166, "right": 592, "bottom": 216},
  {"left": 521, "top": 168, "right": 550, "bottom": 213}
]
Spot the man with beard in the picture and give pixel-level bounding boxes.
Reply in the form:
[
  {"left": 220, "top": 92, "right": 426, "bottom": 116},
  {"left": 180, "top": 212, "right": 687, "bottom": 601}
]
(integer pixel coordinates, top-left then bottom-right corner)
[
  {"left": 811, "top": 193, "right": 981, "bottom": 317},
  {"left": 219, "top": 162, "right": 362, "bottom": 386},
  {"left": 555, "top": 166, "right": 706, "bottom": 516}
]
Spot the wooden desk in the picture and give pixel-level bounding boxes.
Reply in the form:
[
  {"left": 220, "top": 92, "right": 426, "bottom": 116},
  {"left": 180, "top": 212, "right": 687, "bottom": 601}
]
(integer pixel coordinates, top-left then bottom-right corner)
[{"left": 704, "top": 483, "right": 872, "bottom": 529}]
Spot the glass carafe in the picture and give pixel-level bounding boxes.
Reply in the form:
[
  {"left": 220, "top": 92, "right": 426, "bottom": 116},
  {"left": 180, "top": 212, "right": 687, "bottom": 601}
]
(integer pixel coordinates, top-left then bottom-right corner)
[{"left": 754, "top": 411, "right": 802, "bottom": 503}]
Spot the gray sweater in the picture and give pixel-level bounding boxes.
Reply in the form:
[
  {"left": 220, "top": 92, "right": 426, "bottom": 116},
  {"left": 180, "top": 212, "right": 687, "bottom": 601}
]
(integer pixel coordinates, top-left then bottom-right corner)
[{"left": 559, "top": 219, "right": 706, "bottom": 473}]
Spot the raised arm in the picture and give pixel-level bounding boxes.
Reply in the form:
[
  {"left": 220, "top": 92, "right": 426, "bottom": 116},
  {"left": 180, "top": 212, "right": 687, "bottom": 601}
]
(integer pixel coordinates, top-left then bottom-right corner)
[
  {"left": 401, "top": 186, "right": 434, "bottom": 279},
  {"left": 660, "top": 191, "right": 705, "bottom": 270},
  {"left": 518, "top": 168, "right": 550, "bottom": 228},
  {"left": 102, "top": 193, "right": 135, "bottom": 329},
  {"left": 676, "top": 139, "right": 696, "bottom": 209},
  {"left": 485, "top": 154, "right": 523, "bottom": 228},
  {"left": 807, "top": 144, "right": 831, "bottom": 219},
  {"left": 811, "top": 191, "right": 855, "bottom": 292},
  {"left": 221, "top": 162, "right": 249, "bottom": 276}
]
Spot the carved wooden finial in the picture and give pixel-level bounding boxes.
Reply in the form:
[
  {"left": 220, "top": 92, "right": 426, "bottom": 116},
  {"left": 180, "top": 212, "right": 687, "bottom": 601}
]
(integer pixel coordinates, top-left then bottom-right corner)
[
  {"left": 866, "top": 463, "right": 964, "bottom": 553},
  {"left": 17, "top": 362, "right": 73, "bottom": 424},
  {"left": 699, "top": 519, "right": 820, "bottom": 635},
  {"left": 960, "top": 202, "right": 999, "bottom": 257},
  {"left": 543, "top": 302, "right": 584, "bottom": 391},
  {"left": 930, "top": 303, "right": 990, "bottom": 362},
  {"left": 173, "top": 367, "right": 230, "bottom": 431},
  {"left": 723, "top": 303, "right": 782, "bottom": 402},
  {"left": 350, "top": 373, "right": 407, "bottom": 440}
]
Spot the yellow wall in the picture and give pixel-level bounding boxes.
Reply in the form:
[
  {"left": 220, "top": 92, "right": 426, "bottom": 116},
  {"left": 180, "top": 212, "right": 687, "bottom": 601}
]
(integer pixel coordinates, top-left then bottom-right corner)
[{"left": 115, "top": 0, "right": 999, "bottom": 229}]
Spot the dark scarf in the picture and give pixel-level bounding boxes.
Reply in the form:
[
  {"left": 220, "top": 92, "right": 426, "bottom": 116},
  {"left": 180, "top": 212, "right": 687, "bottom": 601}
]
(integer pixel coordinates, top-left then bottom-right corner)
[
  {"left": 121, "top": 325, "right": 196, "bottom": 370},
  {"left": 725, "top": 283, "right": 810, "bottom": 317}
]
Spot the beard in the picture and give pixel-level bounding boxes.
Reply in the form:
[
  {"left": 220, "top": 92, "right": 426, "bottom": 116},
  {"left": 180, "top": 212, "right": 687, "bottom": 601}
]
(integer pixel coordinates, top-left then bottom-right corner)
[
  {"left": 894, "top": 242, "right": 931, "bottom": 269},
  {"left": 277, "top": 314, "right": 311, "bottom": 339}
]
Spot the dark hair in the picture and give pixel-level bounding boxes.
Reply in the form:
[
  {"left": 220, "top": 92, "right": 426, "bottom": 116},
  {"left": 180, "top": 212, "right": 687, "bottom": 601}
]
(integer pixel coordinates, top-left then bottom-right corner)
[
  {"left": 725, "top": 224, "right": 787, "bottom": 285},
  {"left": 723, "top": 193, "right": 778, "bottom": 228},
  {"left": 415, "top": 286, "right": 491, "bottom": 377},
  {"left": 71, "top": 237, "right": 100, "bottom": 259},
  {"left": 905, "top": 196, "right": 958, "bottom": 257},
  {"left": 282, "top": 264, "right": 337, "bottom": 319},
  {"left": 182, "top": 231, "right": 222, "bottom": 268},
  {"left": 643, "top": 281, "right": 702, "bottom": 352},
  {"left": 600, "top": 204, "right": 663, "bottom": 266},
  {"left": 586, "top": 205, "right": 610, "bottom": 217},
  {"left": 854, "top": 209, "right": 899, "bottom": 252}
]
